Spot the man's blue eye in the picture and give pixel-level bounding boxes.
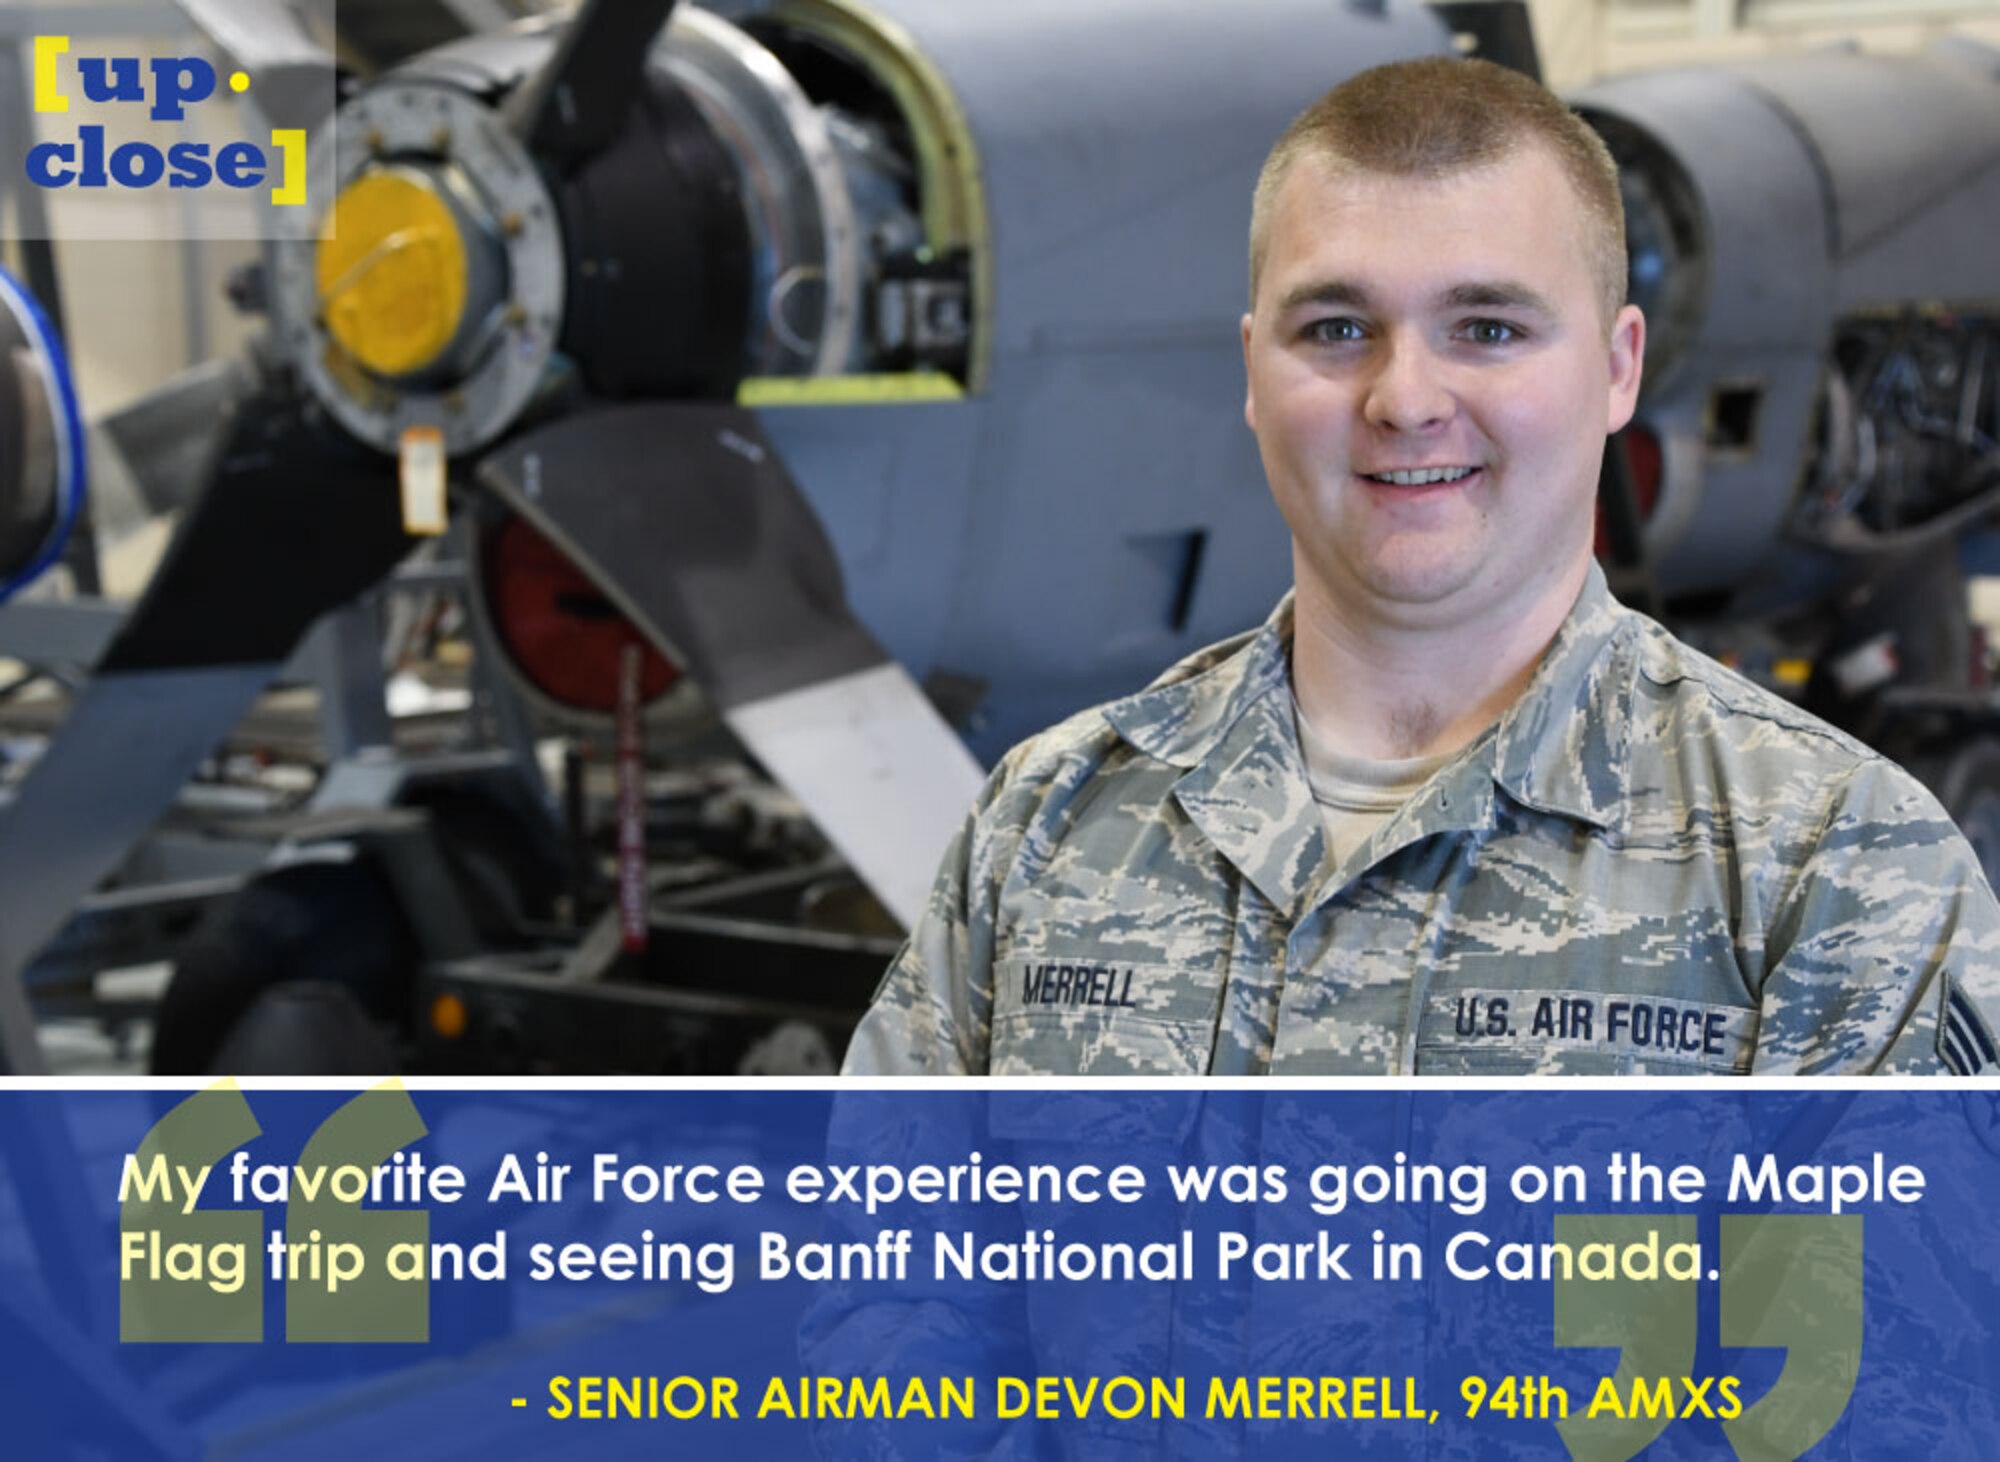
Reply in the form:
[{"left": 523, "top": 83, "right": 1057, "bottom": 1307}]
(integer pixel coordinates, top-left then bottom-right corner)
[
  {"left": 1466, "top": 320, "right": 1520, "bottom": 345},
  {"left": 1305, "top": 319, "right": 1364, "bottom": 344}
]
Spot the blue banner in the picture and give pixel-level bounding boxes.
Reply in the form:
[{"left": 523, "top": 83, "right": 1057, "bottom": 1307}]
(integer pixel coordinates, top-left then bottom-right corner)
[{"left": 0, "top": 1086, "right": 1994, "bottom": 1459}]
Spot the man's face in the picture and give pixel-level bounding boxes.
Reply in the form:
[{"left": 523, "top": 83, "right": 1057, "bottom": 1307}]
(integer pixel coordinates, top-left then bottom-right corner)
[{"left": 1242, "top": 144, "right": 1644, "bottom": 628}]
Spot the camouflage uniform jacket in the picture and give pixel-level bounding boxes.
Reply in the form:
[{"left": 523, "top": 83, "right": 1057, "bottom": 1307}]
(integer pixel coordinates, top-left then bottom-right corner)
[{"left": 845, "top": 565, "right": 2000, "bottom": 1075}]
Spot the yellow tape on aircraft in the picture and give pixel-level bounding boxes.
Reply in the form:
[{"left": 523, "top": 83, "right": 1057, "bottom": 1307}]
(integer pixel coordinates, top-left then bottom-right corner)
[{"left": 736, "top": 372, "right": 965, "bottom": 407}]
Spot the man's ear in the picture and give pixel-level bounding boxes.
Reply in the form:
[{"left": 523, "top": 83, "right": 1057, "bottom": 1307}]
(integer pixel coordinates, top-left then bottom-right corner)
[
  {"left": 1241, "top": 312, "right": 1258, "bottom": 432},
  {"left": 1607, "top": 303, "right": 1646, "bottom": 433}
]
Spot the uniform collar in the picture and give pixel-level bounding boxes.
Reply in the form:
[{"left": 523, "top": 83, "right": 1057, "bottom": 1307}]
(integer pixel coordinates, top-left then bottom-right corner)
[
  {"left": 1485, "top": 561, "right": 1636, "bottom": 837},
  {"left": 1101, "top": 600, "right": 1318, "bottom": 916},
  {"left": 1100, "top": 595, "right": 1296, "bottom": 770},
  {"left": 1101, "top": 564, "right": 1636, "bottom": 914}
]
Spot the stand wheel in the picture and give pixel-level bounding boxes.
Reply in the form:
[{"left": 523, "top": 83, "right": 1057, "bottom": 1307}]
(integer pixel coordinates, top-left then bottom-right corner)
[{"left": 150, "top": 860, "right": 415, "bottom": 1074}]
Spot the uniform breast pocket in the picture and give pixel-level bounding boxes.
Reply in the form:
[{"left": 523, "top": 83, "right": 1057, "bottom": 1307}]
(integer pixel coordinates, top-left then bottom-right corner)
[
  {"left": 989, "top": 951, "right": 1222, "bottom": 1076},
  {"left": 1413, "top": 1045, "right": 1732, "bottom": 1076}
]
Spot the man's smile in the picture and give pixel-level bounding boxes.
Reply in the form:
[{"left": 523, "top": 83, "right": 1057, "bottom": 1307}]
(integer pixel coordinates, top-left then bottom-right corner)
[{"left": 1359, "top": 465, "right": 1483, "bottom": 491}]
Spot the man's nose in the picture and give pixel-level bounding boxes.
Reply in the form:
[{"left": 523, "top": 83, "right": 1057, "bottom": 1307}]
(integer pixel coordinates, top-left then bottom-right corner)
[{"left": 1362, "top": 336, "right": 1454, "bottom": 434}]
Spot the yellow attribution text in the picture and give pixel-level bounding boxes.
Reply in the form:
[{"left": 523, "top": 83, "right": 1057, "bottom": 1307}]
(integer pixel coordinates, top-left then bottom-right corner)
[{"left": 533, "top": 1375, "right": 1447, "bottom": 1421}]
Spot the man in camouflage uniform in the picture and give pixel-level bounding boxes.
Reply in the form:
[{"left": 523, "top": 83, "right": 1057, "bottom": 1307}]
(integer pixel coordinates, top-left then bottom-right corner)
[{"left": 843, "top": 57, "right": 2000, "bottom": 1077}]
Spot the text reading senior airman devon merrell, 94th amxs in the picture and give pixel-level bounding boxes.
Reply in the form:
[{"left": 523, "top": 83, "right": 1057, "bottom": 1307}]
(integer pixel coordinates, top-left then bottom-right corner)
[{"left": 527, "top": 1371, "right": 1747, "bottom": 1425}]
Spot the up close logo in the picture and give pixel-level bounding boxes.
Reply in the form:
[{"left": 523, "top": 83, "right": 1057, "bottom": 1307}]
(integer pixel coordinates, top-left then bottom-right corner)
[{"left": 25, "top": 35, "right": 304, "bottom": 205}]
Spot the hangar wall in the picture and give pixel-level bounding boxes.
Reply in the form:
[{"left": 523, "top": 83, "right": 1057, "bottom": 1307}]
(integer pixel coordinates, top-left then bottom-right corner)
[
  {"left": 0, "top": 15, "right": 259, "bottom": 418},
  {"left": 1533, "top": 0, "right": 2000, "bottom": 90}
]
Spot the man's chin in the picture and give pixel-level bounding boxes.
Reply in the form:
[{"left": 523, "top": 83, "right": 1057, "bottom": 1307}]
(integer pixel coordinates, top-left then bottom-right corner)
[
  {"left": 1339, "top": 550, "right": 1486, "bottom": 613},
  {"left": 1307, "top": 539, "right": 1594, "bottom": 635}
]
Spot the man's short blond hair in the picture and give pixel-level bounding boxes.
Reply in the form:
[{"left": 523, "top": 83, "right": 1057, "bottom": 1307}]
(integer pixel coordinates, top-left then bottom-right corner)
[{"left": 1249, "top": 57, "right": 1627, "bottom": 326}]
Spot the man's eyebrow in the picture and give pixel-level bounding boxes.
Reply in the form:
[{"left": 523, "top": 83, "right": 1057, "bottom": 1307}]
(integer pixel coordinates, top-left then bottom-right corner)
[
  {"left": 1439, "top": 281, "right": 1555, "bottom": 314},
  {"left": 1275, "top": 280, "right": 1370, "bottom": 314},
  {"left": 1273, "top": 280, "right": 1559, "bottom": 316}
]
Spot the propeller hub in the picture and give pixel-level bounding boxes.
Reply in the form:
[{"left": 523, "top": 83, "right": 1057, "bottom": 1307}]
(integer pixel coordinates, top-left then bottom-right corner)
[
  {"left": 315, "top": 166, "right": 477, "bottom": 380},
  {"left": 271, "top": 78, "right": 564, "bottom": 456}
]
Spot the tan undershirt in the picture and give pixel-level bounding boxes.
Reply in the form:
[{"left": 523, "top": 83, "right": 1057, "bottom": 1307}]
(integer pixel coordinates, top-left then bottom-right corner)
[{"left": 1291, "top": 694, "right": 1449, "bottom": 873}]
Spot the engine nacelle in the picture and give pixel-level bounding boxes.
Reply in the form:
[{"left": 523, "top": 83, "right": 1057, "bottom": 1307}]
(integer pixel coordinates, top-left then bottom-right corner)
[{"left": 1578, "top": 40, "right": 2000, "bottom": 614}]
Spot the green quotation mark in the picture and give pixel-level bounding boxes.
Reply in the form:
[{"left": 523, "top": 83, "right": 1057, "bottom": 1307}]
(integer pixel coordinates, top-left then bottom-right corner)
[
  {"left": 119, "top": 1082, "right": 263, "bottom": 1343},
  {"left": 285, "top": 1084, "right": 430, "bottom": 1343},
  {"left": 1554, "top": 1213, "right": 1864, "bottom": 1462},
  {"left": 119, "top": 1081, "right": 430, "bottom": 1343},
  {"left": 1717, "top": 1215, "right": 1864, "bottom": 1461},
  {"left": 1553, "top": 1214, "right": 1700, "bottom": 1461}
]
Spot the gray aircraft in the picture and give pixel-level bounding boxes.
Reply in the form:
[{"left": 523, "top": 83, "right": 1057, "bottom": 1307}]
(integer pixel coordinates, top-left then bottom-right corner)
[
  {"left": 1578, "top": 40, "right": 2000, "bottom": 867},
  {"left": 0, "top": 0, "right": 1993, "bottom": 1073}
]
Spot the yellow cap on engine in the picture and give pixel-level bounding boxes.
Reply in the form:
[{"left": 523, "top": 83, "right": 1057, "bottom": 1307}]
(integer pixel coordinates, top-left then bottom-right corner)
[{"left": 315, "top": 169, "right": 469, "bottom": 378}]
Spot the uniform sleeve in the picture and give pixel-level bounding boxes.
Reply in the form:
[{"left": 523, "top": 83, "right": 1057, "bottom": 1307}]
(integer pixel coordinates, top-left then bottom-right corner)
[
  {"left": 840, "top": 752, "right": 1023, "bottom": 1076},
  {"left": 1753, "top": 759, "right": 2000, "bottom": 1074}
]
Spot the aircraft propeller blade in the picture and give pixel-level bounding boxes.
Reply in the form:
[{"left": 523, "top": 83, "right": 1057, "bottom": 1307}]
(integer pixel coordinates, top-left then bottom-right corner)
[
  {"left": 0, "top": 395, "right": 417, "bottom": 1072},
  {"left": 478, "top": 401, "right": 984, "bottom": 929},
  {"left": 172, "top": 0, "right": 339, "bottom": 132},
  {"left": 96, "top": 357, "right": 250, "bottom": 520},
  {"left": 502, "top": 0, "right": 680, "bottom": 167}
]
